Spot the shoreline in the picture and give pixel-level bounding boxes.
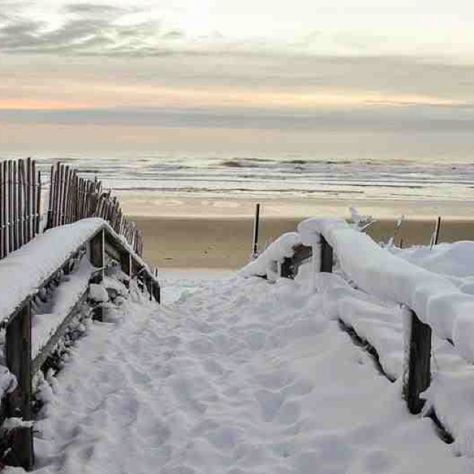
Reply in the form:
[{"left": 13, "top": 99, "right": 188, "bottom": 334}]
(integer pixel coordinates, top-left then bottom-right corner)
[
  {"left": 130, "top": 215, "right": 474, "bottom": 270},
  {"left": 119, "top": 193, "right": 474, "bottom": 219}
]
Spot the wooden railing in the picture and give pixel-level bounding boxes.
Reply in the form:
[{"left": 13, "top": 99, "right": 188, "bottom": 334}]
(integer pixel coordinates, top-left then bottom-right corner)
[
  {"left": 270, "top": 235, "right": 451, "bottom": 433},
  {"left": 0, "top": 221, "right": 160, "bottom": 470}
]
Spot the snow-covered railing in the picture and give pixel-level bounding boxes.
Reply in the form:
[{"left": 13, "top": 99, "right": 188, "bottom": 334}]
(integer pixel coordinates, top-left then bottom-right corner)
[
  {"left": 243, "top": 217, "right": 474, "bottom": 426},
  {"left": 0, "top": 218, "right": 160, "bottom": 470}
]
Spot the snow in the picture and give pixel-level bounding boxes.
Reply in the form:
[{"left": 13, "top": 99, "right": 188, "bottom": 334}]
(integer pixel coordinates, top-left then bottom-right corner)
[
  {"left": 88, "top": 283, "right": 109, "bottom": 303},
  {"left": 15, "top": 272, "right": 473, "bottom": 473},
  {"left": 4, "top": 215, "right": 474, "bottom": 471},
  {"left": 32, "top": 258, "right": 95, "bottom": 360},
  {"left": 296, "top": 218, "right": 474, "bottom": 363},
  {"left": 240, "top": 232, "right": 301, "bottom": 280},
  {"left": 0, "top": 219, "right": 105, "bottom": 324},
  {"left": 0, "top": 217, "right": 155, "bottom": 325}
]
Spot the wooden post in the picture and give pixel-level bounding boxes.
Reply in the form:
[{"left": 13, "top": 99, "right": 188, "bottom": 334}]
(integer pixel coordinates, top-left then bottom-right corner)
[
  {"left": 119, "top": 252, "right": 132, "bottom": 279},
  {"left": 404, "top": 310, "right": 432, "bottom": 414},
  {"left": 90, "top": 229, "right": 105, "bottom": 272},
  {"left": 320, "top": 236, "right": 333, "bottom": 273},
  {"left": 280, "top": 257, "right": 293, "bottom": 279},
  {"left": 152, "top": 283, "right": 161, "bottom": 303},
  {"left": 5, "top": 302, "right": 34, "bottom": 470},
  {"left": 251, "top": 203, "right": 260, "bottom": 258},
  {"left": 89, "top": 229, "right": 105, "bottom": 320},
  {"left": 434, "top": 216, "right": 441, "bottom": 246}
]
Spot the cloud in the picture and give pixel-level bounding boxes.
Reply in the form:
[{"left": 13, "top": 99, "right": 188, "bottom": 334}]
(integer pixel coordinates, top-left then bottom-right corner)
[
  {"left": 1, "top": 103, "right": 473, "bottom": 132},
  {"left": 0, "top": 2, "right": 181, "bottom": 56}
]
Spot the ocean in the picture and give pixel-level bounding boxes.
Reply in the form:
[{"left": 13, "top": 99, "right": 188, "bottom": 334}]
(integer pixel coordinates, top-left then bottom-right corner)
[{"left": 33, "top": 156, "right": 474, "bottom": 204}]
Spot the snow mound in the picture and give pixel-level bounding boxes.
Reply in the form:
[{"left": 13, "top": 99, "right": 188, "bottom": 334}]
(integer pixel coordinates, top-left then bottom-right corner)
[{"left": 31, "top": 273, "right": 474, "bottom": 473}]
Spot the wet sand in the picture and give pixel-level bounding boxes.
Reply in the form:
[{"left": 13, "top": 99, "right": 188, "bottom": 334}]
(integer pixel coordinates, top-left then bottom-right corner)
[{"left": 130, "top": 216, "right": 474, "bottom": 270}]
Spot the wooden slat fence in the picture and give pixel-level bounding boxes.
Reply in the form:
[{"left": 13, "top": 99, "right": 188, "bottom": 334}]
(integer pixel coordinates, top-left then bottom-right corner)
[
  {"left": 46, "top": 162, "right": 143, "bottom": 256},
  {"left": 0, "top": 159, "right": 41, "bottom": 259}
]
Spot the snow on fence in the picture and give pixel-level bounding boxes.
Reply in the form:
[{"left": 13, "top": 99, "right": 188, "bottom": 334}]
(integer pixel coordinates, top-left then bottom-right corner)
[
  {"left": 242, "top": 218, "right": 474, "bottom": 432},
  {"left": 0, "top": 158, "right": 41, "bottom": 259},
  {"left": 0, "top": 218, "right": 160, "bottom": 470}
]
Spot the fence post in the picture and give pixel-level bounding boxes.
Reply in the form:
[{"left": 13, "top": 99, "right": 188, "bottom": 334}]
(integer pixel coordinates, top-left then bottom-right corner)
[
  {"left": 280, "top": 258, "right": 293, "bottom": 278},
  {"left": 251, "top": 203, "right": 260, "bottom": 259},
  {"left": 119, "top": 252, "right": 132, "bottom": 279},
  {"left": 5, "top": 302, "right": 34, "bottom": 470},
  {"left": 404, "top": 310, "right": 432, "bottom": 414},
  {"left": 89, "top": 229, "right": 105, "bottom": 320},
  {"left": 152, "top": 283, "right": 161, "bottom": 303},
  {"left": 320, "top": 235, "right": 333, "bottom": 273}
]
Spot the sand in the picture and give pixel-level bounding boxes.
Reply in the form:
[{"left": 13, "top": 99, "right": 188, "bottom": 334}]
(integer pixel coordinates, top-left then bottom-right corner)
[{"left": 131, "top": 215, "right": 474, "bottom": 270}]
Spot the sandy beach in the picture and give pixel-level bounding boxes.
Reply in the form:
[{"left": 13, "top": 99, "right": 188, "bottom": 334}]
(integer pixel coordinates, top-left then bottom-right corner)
[{"left": 131, "top": 215, "right": 474, "bottom": 269}]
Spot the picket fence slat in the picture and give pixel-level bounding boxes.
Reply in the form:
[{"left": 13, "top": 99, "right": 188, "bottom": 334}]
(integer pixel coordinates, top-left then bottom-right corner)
[{"left": 0, "top": 159, "right": 41, "bottom": 259}]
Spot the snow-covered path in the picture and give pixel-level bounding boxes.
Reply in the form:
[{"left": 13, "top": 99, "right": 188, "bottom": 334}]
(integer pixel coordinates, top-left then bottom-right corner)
[{"left": 28, "top": 273, "right": 474, "bottom": 474}]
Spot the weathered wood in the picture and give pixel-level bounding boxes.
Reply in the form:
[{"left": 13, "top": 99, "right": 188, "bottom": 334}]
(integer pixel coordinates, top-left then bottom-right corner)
[
  {"left": 152, "top": 282, "right": 161, "bottom": 303},
  {"left": 0, "top": 161, "right": 5, "bottom": 258},
  {"left": 119, "top": 251, "right": 132, "bottom": 278},
  {"left": 5, "top": 302, "right": 34, "bottom": 470},
  {"left": 320, "top": 236, "right": 333, "bottom": 273},
  {"left": 89, "top": 229, "right": 105, "bottom": 271},
  {"left": 90, "top": 229, "right": 105, "bottom": 320},
  {"left": 280, "top": 244, "right": 313, "bottom": 279},
  {"left": 252, "top": 203, "right": 260, "bottom": 258},
  {"left": 280, "top": 257, "right": 293, "bottom": 278},
  {"left": 404, "top": 310, "right": 432, "bottom": 414},
  {"left": 7, "top": 161, "right": 13, "bottom": 253}
]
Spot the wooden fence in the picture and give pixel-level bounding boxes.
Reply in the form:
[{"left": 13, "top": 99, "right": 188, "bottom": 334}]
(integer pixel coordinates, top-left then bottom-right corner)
[
  {"left": 0, "top": 222, "right": 160, "bottom": 470},
  {"left": 275, "top": 237, "right": 452, "bottom": 439},
  {"left": 46, "top": 162, "right": 143, "bottom": 256},
  {"left": 0, "top": 159, "right": 41, "bottom": 259},
  {"left": 0, "top": 159, "right": 143, "bottom": 259}
]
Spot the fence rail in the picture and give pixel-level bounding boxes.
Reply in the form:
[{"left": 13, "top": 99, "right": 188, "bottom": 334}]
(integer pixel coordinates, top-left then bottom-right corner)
[
  {"left": 279, "top": 241, "right": 434, "bottom": 415},
  {"left": 255, "top": 228, "right": 463, "bottom": 443}
]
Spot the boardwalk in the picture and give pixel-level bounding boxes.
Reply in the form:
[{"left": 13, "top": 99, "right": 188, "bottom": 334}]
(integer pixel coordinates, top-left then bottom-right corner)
[{"left": 32, "top": 274, "right": 472, "bottom": 474}]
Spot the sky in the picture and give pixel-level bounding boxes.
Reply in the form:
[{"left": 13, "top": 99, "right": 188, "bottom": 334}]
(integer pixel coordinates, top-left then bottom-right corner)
[{"left": 1, "top": 0, "right": 474, "bottom": 160}]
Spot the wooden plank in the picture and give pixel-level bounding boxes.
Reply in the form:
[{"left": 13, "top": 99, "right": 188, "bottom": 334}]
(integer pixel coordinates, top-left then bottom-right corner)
[
  {"left": 25, "top": 158, "right": 33, "bottom": 242},
  {"left": 18, "top": 160, "right": 25, "bottom": 247},
  {"left": 5, "top": 302, "right": 34, "bottom": 470},
  {"left": 4, "top": 161, "right": 9, "bottom": 255},
  {"left": 404, "top": 310, "right": 432, "bottom": 414},
  {"left": 34, "top": 168, "right": 41, "bottom": 235},
  {"left": 46, "top": 163, "right": 54, "bottom": 230},
  {"left": 0, "top": 160, "right": 4, "bottom": 258},
  {"left": 7, "top": 161, "right": 13, "bottom": 253}
]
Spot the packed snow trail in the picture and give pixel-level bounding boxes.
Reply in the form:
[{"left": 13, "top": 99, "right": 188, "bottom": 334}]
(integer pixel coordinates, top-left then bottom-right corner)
[{"left": 25, "top": 273, "right": 474, "bottom": 474}]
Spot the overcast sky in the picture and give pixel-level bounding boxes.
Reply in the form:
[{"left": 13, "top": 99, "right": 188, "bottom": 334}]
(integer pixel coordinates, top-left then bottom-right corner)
[{"left": 1, "top": 0, "right": 474, "bottom": 160}]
